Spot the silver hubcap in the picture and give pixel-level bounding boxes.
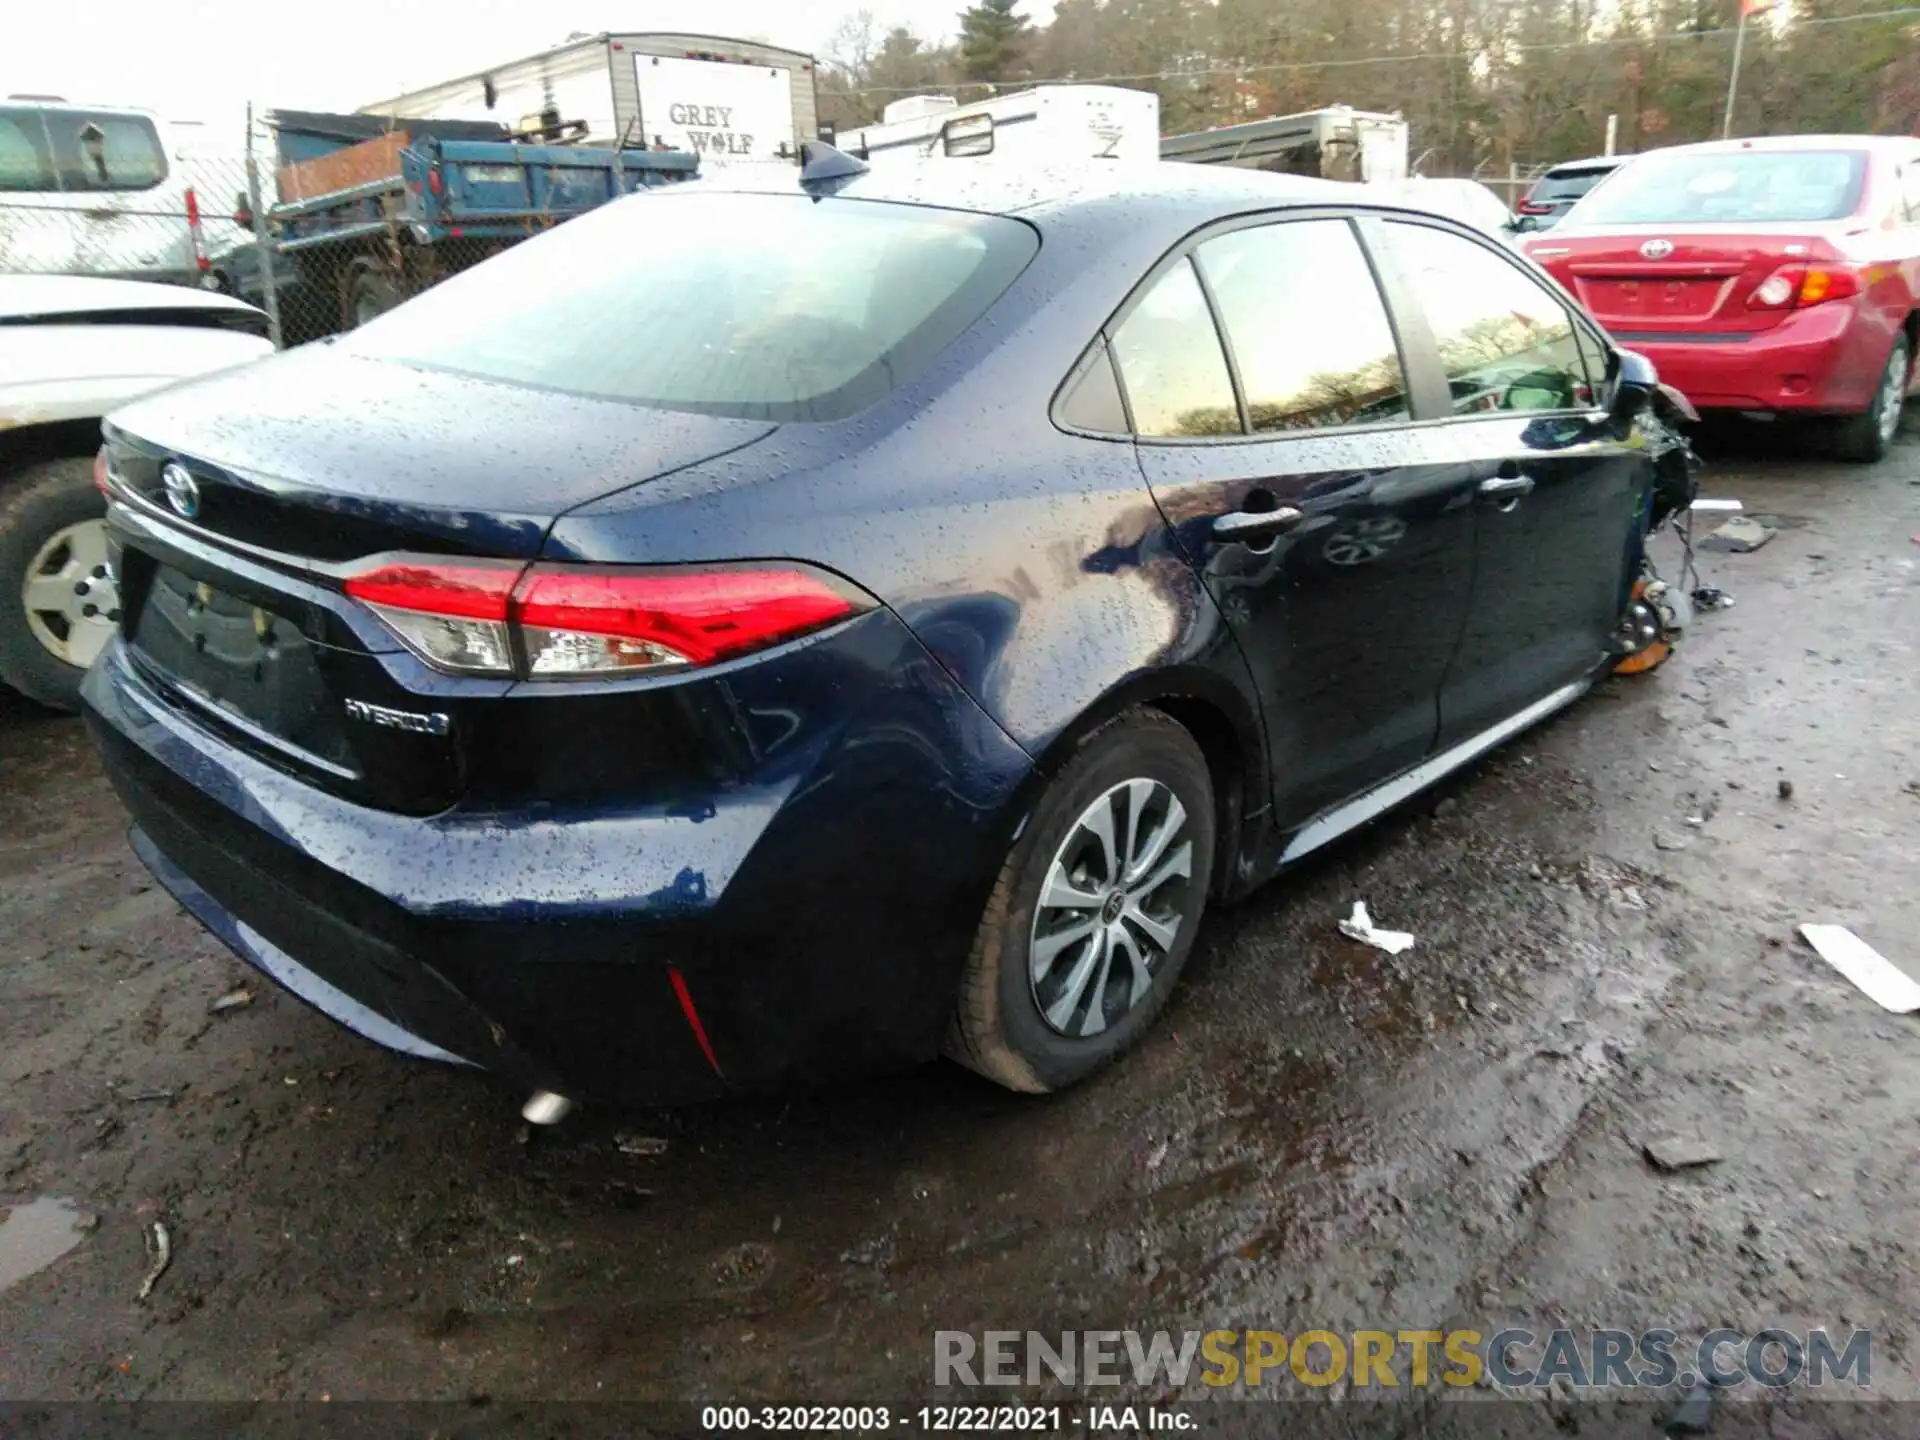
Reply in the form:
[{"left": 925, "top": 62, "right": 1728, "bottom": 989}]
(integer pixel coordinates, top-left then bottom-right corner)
[
  {"left": 21, "top": 518, "right": 118, "bottom": 668},
  {"left": 1029, "top": 778, "right": 1194, "bottom": 1038},
  {"left": 1877, "top": 346, "right": 1907, "bottom": 444}
]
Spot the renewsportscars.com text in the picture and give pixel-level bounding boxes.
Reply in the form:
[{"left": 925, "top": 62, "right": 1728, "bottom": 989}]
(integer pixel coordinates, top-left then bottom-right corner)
[{"left": 934, "top": 1327, "right": 1871, "bottom": 1390}]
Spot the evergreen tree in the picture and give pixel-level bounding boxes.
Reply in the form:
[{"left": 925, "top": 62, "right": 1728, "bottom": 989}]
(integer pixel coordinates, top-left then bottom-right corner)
[{"left": 959, "top": 0, "right": 1033, "bottom": 83}]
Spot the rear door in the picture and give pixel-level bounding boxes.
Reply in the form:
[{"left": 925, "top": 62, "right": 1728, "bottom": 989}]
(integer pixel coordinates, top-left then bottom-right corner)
[
  {"left": 1114, "top": 212, "right": 1480, "bottom": 828},
  {"left": 1377, "top": 217, "right": 1651, "bottom": 744}
]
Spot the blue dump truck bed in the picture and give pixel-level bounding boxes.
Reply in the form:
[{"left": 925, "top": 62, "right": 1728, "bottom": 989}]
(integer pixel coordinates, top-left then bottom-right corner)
[{"left": 258, "top": 111, "right": 700, "bottom": 335}]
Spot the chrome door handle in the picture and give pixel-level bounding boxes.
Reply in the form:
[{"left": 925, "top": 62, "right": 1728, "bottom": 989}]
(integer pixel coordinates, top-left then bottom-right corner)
[{"left": 1213, "top": 505, "right": 1305, "bottom": 542}]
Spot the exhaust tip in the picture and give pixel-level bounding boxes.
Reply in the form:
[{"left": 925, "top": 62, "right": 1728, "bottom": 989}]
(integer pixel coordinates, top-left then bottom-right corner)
[{"left": 521, "top": 1090, "right": 574, "bottom": 1126}]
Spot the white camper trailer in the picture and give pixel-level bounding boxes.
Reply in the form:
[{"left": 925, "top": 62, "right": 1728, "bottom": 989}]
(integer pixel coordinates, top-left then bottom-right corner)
[
  {"left": 1161, "top": 106, "right": 1409, "bottom": 184},
  {"left": 838, "top": 86, "right": 1159, "bottom": 166},
  {"left": 357, "top": 33, "right": 819, "bottom": 167}
]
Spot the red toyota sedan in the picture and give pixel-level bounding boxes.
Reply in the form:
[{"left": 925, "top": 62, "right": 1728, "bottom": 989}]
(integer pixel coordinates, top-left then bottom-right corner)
[{"left": 1524, "top": 134, "right": 1920, "bottom": 461}]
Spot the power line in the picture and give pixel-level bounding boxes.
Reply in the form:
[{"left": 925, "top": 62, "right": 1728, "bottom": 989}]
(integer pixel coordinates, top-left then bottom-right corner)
[{"left": 831, "top": 4, "right": 1920, "bottom": 94}]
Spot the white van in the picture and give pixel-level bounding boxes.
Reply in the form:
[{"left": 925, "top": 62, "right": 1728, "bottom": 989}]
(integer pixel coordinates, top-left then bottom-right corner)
[{"left": 0, "top": 98, "right": 231, "bottom": 287}]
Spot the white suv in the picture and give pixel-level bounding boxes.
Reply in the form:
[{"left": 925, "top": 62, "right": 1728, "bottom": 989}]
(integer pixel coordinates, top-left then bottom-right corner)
[{"left": 0, "top": 274, "right": 272, "bottom": 709}]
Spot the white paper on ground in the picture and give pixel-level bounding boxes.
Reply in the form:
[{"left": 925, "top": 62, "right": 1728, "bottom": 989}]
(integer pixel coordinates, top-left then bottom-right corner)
[
  {"left": 1691, "top": 498, "right": 1745, "bottom": 512},
  {"left": 1798, "top": 924, "right": 1920, "bottom": 1012},
  {"left": 1339, "top": 901, "right": 1415, "bottom": 955}
]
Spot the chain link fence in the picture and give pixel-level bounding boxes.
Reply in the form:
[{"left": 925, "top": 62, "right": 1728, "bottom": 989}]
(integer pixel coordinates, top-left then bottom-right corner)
[{"left": 0, "top": 107, "right": 642, "bottom": 350}]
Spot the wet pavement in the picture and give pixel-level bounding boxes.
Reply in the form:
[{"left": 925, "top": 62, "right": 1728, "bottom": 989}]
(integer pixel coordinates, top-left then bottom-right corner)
[{"left": 0, "top": 433, "right": 1916, "bottom": 1426}]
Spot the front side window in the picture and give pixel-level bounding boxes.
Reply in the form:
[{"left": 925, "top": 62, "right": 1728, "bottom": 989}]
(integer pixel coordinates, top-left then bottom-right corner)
[
  {"left": 1109, "top": 258, "right": 1238, "bottom": 438},
  {"left": 1570, "top": 149, "right": 1867, "bottom": 226},
  {"left": 346, "top": 192, "right": 1038, "bottom": 422},
  {"left": 1195, "top": 219, "right": 1408, "bottom": 433},
  {"left": 47, "top": 112, "right": 168, "bottom": 192},
  {"left": 1386, "top": 221, "right": 1594, "bottom": 415}
]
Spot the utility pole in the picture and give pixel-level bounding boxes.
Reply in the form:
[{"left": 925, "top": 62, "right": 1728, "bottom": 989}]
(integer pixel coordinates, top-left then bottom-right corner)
[{"left": 1722, "top": 0, "right": 1767, "bottom": 139}]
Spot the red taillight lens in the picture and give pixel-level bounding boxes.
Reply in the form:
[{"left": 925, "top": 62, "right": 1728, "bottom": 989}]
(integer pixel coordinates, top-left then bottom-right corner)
[
  {"left": 1797, "top": 266, "right": 1860, "bottom": 306},
  {"left": 1516, "top": 199, "right": 1552, "bottom": 215},
  {"left": 513, "top": 566, "right": 863, "bottom": 675},
  {"left": 1749, "top": 262, "right": 1862, "bottom": 310},
  {"left": 344, "top": 559, "right": 524, "bottom": 674},
  {"left": 343, "top": 557, "right": 870, "bottom": 679}
]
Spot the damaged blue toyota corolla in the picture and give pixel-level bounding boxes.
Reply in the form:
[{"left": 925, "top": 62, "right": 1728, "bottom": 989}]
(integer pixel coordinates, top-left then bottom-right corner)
[{"left": 83, "top": 147, "right": 1694, "bottom": 1116}]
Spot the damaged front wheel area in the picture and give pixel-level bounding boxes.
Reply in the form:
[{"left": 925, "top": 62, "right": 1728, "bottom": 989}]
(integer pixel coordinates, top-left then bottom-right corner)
[{"left": 1613, "top": 561, "right": 1690, "bottom": 676}]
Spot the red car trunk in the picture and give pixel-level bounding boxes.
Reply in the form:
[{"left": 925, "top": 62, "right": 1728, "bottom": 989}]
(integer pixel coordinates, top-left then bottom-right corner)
[{"left": 1531, "top": 230, "right": 1847, "bottom": 338}]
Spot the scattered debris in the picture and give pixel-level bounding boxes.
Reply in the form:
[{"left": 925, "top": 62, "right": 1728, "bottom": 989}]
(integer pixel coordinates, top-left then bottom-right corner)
[
  {"left": 1145, "top": 1139, "right": 1169, "bottom": 1171},
  {"left": 1692, "top": 587, "right": 1734, "bottom": 611},
  {"left": 1798, "top": 925, "right": 1920, "bottom": 1013},
  {"left": 136, "top": 1220, "right": 171, "bottom": 1302},
  {"left": 1699, "top": 516, "right": 1776, "bottom": 553},
  {"left": 1643, "top": 1134, "right": 1724, "bottom": 1172},
  {"left": 614, "top": 1133, "right": 669, "bottom": 1157},
  {"left": 1777, "top": 779, "right": 1794, "bottom": 800},
  {"left": 208, "top": 986, "right": 253, "bottom": 1015},
  {"left": 1653, "top": 831, "right": 1691, "bottom": 852},
  {"left": 1338, "top": 901, "right": 1415, "bottom": 956},
  {"left": 72, "top": 1211, "right": 100, "bottom": 1234},
  {"left": 1689, "top": 497, "right": 1744, "bottom": 512},
  {"left": 118, "top": 1089, "right": 175, "bottom": 1104}
]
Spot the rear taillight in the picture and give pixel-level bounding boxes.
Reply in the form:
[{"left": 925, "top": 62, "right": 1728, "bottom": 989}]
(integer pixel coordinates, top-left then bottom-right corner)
[
  {"left": 344, "top": 557, "right": 872, "bottom": 679},
  {"left": 1748, "top": 263, "right": 1862, "bottom": 310},
  {"left": 1516, "top": 199, "right": 1552, "bottom": 216}
]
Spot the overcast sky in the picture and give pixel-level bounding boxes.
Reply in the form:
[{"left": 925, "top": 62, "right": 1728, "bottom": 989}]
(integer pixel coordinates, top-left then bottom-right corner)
[{"left": 5, "top": 0, "right": 994, "bottom": 136}]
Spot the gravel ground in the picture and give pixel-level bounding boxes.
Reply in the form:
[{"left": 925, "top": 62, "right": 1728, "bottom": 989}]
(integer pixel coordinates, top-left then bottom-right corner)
[{"left": 1, "top": 428, "right": 1916, "bottom": 1432}]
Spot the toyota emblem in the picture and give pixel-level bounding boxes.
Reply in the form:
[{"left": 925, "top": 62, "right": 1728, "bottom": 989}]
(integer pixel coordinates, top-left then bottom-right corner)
[
  {"left": 161, "top": 462, "right": 200, "bottom": 520},
  {"left": 1639, "top": 238, "right": 1675, "bottom": 260}
]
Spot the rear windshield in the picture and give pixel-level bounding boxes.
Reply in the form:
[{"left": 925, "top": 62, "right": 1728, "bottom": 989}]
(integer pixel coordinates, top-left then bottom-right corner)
[
  {"left": 1570, "top": 148, "right": 1867, "bottom": 225},
  {"left": 1534, "top": 168, "right": 1614, "bottom": 204},
  {"left": 0, "top": 107, "right": 168, "bottom": 192},
  {"left": 344, "top": 191, "right": 1040, "bottom": 422}
]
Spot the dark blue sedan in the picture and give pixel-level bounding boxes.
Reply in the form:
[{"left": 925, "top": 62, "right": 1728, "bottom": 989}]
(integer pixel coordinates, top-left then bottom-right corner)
[{"left": 84, "top": 151, "right": 1672, "bottom": 1114}]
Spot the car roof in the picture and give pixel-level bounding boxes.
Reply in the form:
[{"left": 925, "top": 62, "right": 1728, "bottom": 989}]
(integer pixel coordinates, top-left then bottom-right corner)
[
  {"left": 0, "top": 274, "right": 265, "bottom": 321},
  {"left": 1638, "top": 133, "right": 1916, "bottom": 158},
  {"left": 672, "top": 158, "right": 1502, "bottom": 244},
  {"left": 1543, "top": 156, "right": 1625, "bottom": 176}
]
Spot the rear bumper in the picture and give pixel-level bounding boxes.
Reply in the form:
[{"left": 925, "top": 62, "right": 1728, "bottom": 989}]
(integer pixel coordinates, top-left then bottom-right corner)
[
  {"left": 83, "top": 613, "right": 1034, "bottom": 1105},
  {"left": 1612, "top": 303, "right": 1885, "bottom": 415}
]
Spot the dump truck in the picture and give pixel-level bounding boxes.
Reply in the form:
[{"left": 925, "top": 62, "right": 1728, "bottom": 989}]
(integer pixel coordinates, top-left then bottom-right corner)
[
  {"left": 1161, "top": 106, "right": 1409, "bottom": 183},
  {"left": 356, "top": 32, "right": 820, "bottom": 165},
  {"left": 259, "top": 109, "right": 697, "bottom": 334}
]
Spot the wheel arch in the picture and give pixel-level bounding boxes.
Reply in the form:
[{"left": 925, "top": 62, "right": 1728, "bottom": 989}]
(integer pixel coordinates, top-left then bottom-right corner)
[
  {"left": 1021, "top": 665, "right": 1270, "bottom": 905},
  {"left": 1, "top": 417, "right": 104, "bottom": 486}
]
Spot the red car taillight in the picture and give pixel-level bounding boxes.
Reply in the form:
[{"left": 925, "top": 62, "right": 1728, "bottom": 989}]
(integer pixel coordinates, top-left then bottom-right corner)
[
  {"left": 343, "top": 557, "right": 872, "bottom": 679},
  {"left": 1516, "top": 199, "right": 1553, "bottom": 216},
  {"left": 1748, "top": 263, "right": 1862, "bottom": 310}
]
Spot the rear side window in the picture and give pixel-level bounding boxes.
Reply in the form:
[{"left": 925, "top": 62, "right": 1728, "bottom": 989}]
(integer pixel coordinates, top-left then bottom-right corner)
[
  {"left": 1195, "top": 219, "right": 1409, "bottom": 432},
  {"left": 1572, "top": 149, "right": 1866, "bottom": 226},
  {"left": 1386, "top": 221, "right": 1595, "bottom": 414},
  {"left": 41, "top": 110, "right": 168, "bottom": 192},
  {"left": 1110, "top": 259, "right": 1238, "bottom": 438},
  {"left": 0, "top": 108, "right": 57, "bottom": 191},
  {"left": 1533, "top": 168, "right": 1612, "bottom": 205},
  {"left": 345, "top": 192, "right": 1037, "bottom": 422}
]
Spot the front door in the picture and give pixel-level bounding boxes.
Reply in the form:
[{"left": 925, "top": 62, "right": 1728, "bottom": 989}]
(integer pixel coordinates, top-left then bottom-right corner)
[
  {"left": 1111, "top": 214, "right": 1480, "bottom": 829},
  {"left": 1374, "top": 218, "right": 1654, "bottom": 744}
]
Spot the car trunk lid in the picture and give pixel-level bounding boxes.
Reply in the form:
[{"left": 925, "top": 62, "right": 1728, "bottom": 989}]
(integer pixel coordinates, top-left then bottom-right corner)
[
  {"left": 103, "top": 348, "right": 778, "bottom": 814},
  {"left": 1527, "top": 227, "right": 1843, "bottom": 337}
]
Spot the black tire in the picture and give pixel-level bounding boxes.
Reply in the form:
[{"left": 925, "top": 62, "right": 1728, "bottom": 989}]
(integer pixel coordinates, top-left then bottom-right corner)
[
  {"left": 0, "top": 457, "right": 110, "bottom": 712},
  {"left": 947, "top": 709, "right": 1216, "bottom": 1093},
  {"left": 1829, "top": 333, "right": 1909, "bottom": 464},
  {"left": 345, "top": 266, "right": 401, "bottom": 329}
]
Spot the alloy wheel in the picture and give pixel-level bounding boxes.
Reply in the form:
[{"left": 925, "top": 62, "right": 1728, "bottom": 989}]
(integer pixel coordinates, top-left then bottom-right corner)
[
  {"left": 21, "top": 518, "right": 118, "bottom": 668},
  {"left": 1876, "top": 344, "right": 1907, "bottom": 447},
  {"left": 1029, "top": 777, "right": 1195, "bottom": 1038}
]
